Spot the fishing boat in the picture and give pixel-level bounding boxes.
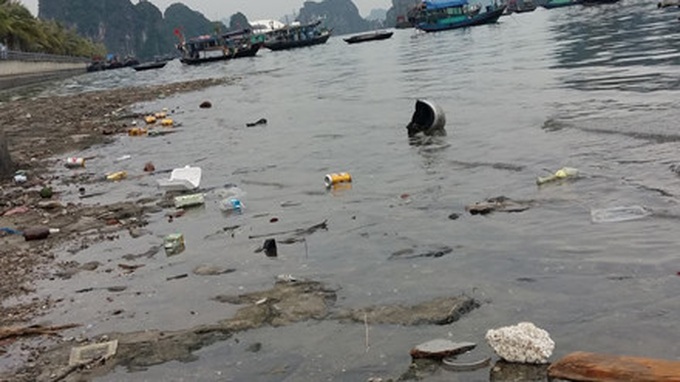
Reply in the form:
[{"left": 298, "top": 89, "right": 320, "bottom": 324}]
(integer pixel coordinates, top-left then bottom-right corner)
[
  {"left": 132, "top": 60, "right": 168, "bottom": 71},
  {"left": 506, "top": 0, "right": 538, "bottom": 13},
  {"left": 344, "top": 30, "right": 394, "bottom": 44},
  {"left": 262, "top": 20, "right": 332, "bottom": 51},
  {"left": 413, "top": 0, "right": 507, "bottom": 33},
  {"left": 581, "top": 0, "right": 620, "bottom": 4},
  {"left": 541, "top": 0, "right": 581, "bottom": 8},
  {"left": 177, "top": 28, "right": 263, "bottom": 65}
]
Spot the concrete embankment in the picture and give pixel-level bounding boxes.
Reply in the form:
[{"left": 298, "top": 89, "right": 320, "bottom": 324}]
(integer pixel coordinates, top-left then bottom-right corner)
[{"left": 0, "top": 51, "right": 87, "bottom": 90}]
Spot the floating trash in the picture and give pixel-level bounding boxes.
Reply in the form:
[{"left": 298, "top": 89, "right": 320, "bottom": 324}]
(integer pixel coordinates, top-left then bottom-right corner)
[
  {"left": 591, "top": 206, "right": 650, "bottom": 223},
  {"left": 164, "top": 233, "right": 185, "bottom": 256},
  {"left": 324, "top": 172, "right": 352, "bottom": 188},
  {"left": 174, "top": 193, "right": 205, "bottom": 209},
  {"left": 537, "top": 167, "right": 579, "bottom": 185}
]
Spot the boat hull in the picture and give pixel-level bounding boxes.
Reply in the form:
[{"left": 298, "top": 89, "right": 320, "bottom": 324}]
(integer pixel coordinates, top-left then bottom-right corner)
[
  {"left": 417, "top": 6, "right": 507, "bottom": 32},
  {"left": 264, "top": 33, "right": 331, "bottom": 51},
  {"left": 541, "top": 0, "right": 581, "bottom": 8},
  {"left": 180, "top": 44, "right": 260, "bottom": 65},
  {"left": 132, "top": 62, "right": 168, "bottom": 71},
  {"left": 344, "top": 31, "right": 394, "bottom": 44}
]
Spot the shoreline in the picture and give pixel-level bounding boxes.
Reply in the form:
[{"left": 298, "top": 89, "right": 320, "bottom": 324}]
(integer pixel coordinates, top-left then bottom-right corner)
[{"left": 0, "top": 77, "right": 229, "bottom": 380}]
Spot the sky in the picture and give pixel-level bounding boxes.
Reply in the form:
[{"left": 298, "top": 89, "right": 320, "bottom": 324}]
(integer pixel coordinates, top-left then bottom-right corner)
[{"left": 18, "top": 0, "right": 392, "bottom": 21}]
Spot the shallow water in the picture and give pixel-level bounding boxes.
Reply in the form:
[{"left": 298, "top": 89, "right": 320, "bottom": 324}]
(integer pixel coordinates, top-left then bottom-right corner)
[{"left": 16, "top": 1, "right": 680, "bottom": 380}]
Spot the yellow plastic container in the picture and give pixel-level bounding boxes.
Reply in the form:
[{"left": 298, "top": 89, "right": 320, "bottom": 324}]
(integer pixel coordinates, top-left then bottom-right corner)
[
  {"left": 155, "top": 111, "right": 167, "bottom": 119},
  {"left": 144, "top": 115, "right": 157, "bottom": 124},
  {"left": 161, "top": 118, "right": 174, "bottom": 127},
  {"left": 324, "top": 172, "right": 352, "bottom": 188},
  {"left": 128, "top": 127, "right": 147, "bottom": 136},
  {"left": 106, "top": 171, "right": 127, "bottom": 181}
]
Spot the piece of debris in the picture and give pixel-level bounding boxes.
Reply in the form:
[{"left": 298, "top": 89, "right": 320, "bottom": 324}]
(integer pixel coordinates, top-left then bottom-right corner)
[
  {"left": 536, "top": 167, "right": 579, "bottom": 185},
  {"left": 192, "top": 265, "right": 236, "bottom": 276},
  {"left": 485, "top": 322, "right": 554, "bottom": 364},
  {"left": 164, "top": 233, "right": 185, "bottom": 256},
  {"left": 199, "top": 101, "right": 212, "bottom": 109},
  {"left": 410, "top": 339, "right": 476, "bottom": 360},
  {"left": 442, "top": 355, "right": 491, "bottom": 371},
  {"left": 167, "top": 273, "right": 188, "bottom": 281},
  {"left": 68, "top": 340, "right": 118, "bottom": 366},
  {"left": 246, "top": 118, "right": 267, "bottom": 127},
  {"left": 465, "top": 196, "right": 531, "bottom": 215},
  {"left": 144, "top": 162, "right": 156, "bottom": 172},
  {"left": 263, "top": 239, "right": 277, "bottom": 257},
  {"left": 0, "top": 323, "right": 80, "bottom": 341},
  {"left": 117, "top": 263, "right": 145, "bottom": 273}
]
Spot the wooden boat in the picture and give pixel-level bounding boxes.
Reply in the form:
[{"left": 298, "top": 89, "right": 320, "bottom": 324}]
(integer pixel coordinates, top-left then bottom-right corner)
[
  {"left": 413, "top": 0, "right": 507, "bottom": 33},
  {"left": 344, "top": 30, "right": 394, "bottom": 44},
  {"left": 177, "top": 28, "right": 263, "bottom": 65},
  {"left": 506, "top": 0, "right": 538, "bottom": 13},
  {"left": 541, "top": 0, "right": 582, "bottom": 8},
  {"left": 262, "top": 20, "right": 332, "bottom": 51},
  {"left": 132, "top": 61, "right": 168, "bottom": 71},
  {"left": 581, "top": 0, "right": 620, "bottom": 4}
]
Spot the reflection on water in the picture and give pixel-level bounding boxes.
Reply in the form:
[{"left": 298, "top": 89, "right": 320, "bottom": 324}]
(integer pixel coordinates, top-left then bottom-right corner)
[{"left": 550, "top": 1, "right": 680, "bottom": 91}]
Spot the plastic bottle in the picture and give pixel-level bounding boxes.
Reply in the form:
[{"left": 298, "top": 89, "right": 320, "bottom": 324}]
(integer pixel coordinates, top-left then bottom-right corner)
[
  {"left": 174, "top": 193, "right": 205, "bottom": 208},
  {"left": 536, "top": 167, "right": 579, "bottom": 185}
]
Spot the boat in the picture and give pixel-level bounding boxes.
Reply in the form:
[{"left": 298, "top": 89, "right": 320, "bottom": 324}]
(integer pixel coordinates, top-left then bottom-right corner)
[
  {"left": 412, "top": 0, "right": 507, "bottom": 33},
  {"left": 581, "top": 0, "right": 620, "bottom": 4},
  {"left": 344, "top": 30, "right": 394, "bottom": 44},
  {"left": 262, "top": 20, "right": 332, "bottom": 51},
  {"left": 506, "top": 0, "right": 538, "bottom": 13},
  {"left": 177, "top": 28, "right": 263, "bottom": 65},
  {"left": 86, "top": 54, "right": 139, "bottom": 72},
  {"left": 541, "top": 0, "right": 582, "bottom": 8},
  {"left": 132, "top": 60, "right": 168, "bottom": 71}
]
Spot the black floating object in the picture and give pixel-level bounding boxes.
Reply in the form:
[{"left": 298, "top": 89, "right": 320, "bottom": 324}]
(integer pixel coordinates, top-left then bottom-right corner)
[
  {"left": 246, "top": 118, "right": 268, "bottom": 127},
  {"left": 406, "top": 99, "right": 446, "bottom": 137},
  {"left": 263, "top": 239, "right": 277, "bottom": 257}
]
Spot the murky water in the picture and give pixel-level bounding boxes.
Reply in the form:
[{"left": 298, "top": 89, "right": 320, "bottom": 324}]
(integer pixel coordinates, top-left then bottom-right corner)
[{"left": 17, "top": 1, "right": 680, "bottom": 380}]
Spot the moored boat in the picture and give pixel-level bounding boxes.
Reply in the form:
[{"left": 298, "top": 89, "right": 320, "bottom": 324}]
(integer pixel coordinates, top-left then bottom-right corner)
[
  {"left": 177, "top": 28, "right": 263, "bottom": 65},
  {"left": 132, "top": 61, "right": 168, "bottom": 71},
  {"left": 506, "top": 0, "right": 538, "bottom": 13},
  {"left": 541, "top": 0, "right": 582, "bottom": 8},
  {"left": 262, "top": 20, "right": 332, "bottom": 51},
  {"left": 413, "top": 0, "right": 506, "bottom": 33},
  {"left": 344, "top": 30, "right": 394, "bottom": 44}
]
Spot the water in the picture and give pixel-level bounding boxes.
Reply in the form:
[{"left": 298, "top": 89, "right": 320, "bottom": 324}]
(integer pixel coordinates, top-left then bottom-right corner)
[{"left": 17, "top": 1, "right": 680, "bottom": 380}]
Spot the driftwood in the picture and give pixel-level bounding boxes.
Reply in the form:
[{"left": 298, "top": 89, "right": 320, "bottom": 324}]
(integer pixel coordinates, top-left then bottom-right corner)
[
  {"left": 0, "top": 129, "right": 14, "bottom": 180},
  {"left": 548, "top": 351, "right": 680, "bottom": 382},
  {"left": 0, "top": 323, "right": 80, "bottom": 341}
]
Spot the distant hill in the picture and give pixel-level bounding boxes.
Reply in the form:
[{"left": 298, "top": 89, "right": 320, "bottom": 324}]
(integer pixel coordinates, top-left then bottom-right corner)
[
  {"left": 38, "top": 0, "right": 225, "bottom": 60},
  {"left": 366, "top": 8, "right": 388, "bottom": 21},
  {"left": 386, "top": 0, "right": 420, "bottom": 28},
  {"left": 297, "top": 0, "right": 379, "bottom": 36}
]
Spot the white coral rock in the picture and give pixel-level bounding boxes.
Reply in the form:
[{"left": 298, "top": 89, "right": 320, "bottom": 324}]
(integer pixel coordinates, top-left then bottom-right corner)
[{"left": 485, "top": 322, "right": 554, "bottom": 364}]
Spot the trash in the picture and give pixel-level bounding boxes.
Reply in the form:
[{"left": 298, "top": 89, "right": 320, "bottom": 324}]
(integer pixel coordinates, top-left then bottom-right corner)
[
  {"left": 114, "top": 155, "right": 132, "bottom": 162},
  {"left": 167, "top": 273, "right": 188, "bottom": 281},
  {"left": 106, "top": 171, "right": 127, "bottom": 181},
  {"left": 262, "top": 238, "right": 277, "bottom": 257},
  {"left": 174, "top": 193, "right": 205, "bottom": 209},
  {"left": 220, "top": 198, "right": 243, "bottom": 212},
  {"left": 276, "top": 274, "right": 297, "bottom": 283},
  {"left": 39, "top": 186, "right": 53, "bottom": 199},
  {"left": 410, "top": 339, "right": 476, "bottom": 360},
  {"left": 0, "top": 227, "right": 22, "bottom": 235},
  {"left": 0, "top": 323, "right": 80, "bottom": 341},
  {"left": 68, "top": 340, "right": 118, "bottom": 366},
  {"left": 155, "top": 111, "right": 167, "bottom": 119},
  {"left": 548, "top": 351, "right": 680, "bottom": 382},
  {"left": 64, "top": 157, "right": 85, "bottom": 168},
  {"left": 23, "top": 226, "right": 53, "bottom": 241},
  {"left": 442, "top": 355, "right": 491, "bottom": 371},
  {"left": 3, "top": 206, "right": 30, "bottom": 216},
  {"left": 270, "top": 217, "right": 279, "bottom": 223},
  {"left": 199, "top": 101, "right": 212, "bottom": 109},
  {"left": 485, "top": 322, "right": 554, "bottom": 364},
  {"left": 590, "top": 205, "right": 649, "bottom": 223},
  {"left": 192, "top": 265, "right": 235, "bottom": 276},
  {"left": 161, "top": 118, "right": 174, "bottom": 126},
  {"left": 466, "top": 196, "right": 531, "bottom": 215},
  {"left": 144, "top": 162, "right": 156, "bottom": 172},
  {"left": 164, "top": 233, "right": 185, "bottom": 256},
  {"left": 406, "top": 99, "right": 447, "bottom": 137},
  {"left": 14, "top": 170, "right": 27, "bottom": 183},
  {"left": 246, "top": 118, "right": 267, "bottom": 127},
  {"left": 157, "top": 166, "right": 202, "bottom": 192},
  {"left": 324, "top": 172, "right": 352, "bottom": 188},
  {"left": 536, "top": 167, "right": 579, "bottom": 185},
  {"left": 144, "top": 115, "right": 157, "bottom": 124},
  {"left": 128, "top": 127, "right": 147, "bottom": 136}
]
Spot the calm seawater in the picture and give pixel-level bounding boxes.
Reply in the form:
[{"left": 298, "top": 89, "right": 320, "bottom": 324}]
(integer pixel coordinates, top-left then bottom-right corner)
[{"left": 20, "top": 1, "right": 680, "bottom": 380}]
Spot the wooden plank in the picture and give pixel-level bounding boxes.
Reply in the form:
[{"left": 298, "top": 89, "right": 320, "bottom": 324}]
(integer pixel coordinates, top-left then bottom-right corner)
[{"left": 548, "top": 351, "right": 680, "bottom": 382}]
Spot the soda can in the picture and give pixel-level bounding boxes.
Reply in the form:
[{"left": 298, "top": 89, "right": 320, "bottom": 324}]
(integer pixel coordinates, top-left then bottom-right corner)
[
  {"left": 65, "top": 157, "right": 85, "bottom": 168},
  {"left": 324, "top": 172, "right": 352, "bottom": 188},
  {"left": 106, "top": 171, "right": 127, "bottom": 181}
]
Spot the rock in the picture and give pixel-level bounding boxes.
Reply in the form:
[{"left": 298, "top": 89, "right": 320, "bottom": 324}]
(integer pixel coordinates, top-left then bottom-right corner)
[
  {"left": 143, "top": 162, "right": 155, "bottom": 172},
  {"left": 490, "top": 360, "right": 549, "bottom": 381},
  {"left": 548, "top": 351, "right": 680, "bottom": 382},
  {"left": 485, "top": 322, "right": 554, "bottom": 364},
  {"left": 199, "top": 101, "right": 212, "bottom": 109},
  {"left": 37, "top": 200, "right": 63, "bottom": 210},
  {"left": 39, "top": 187, "right": 53, "bottom": 199},
  {"left": 262, "top": 239, "right": 277, "bottom": 257},
  {"left": 410, "top": 339, "right": 476, "bottom": 360},
  {"left": 79, "top": 261, "right": 101, "bottom": 271},
  {"left": 192, "top": 265, "right": 235, "bottom": 276}
]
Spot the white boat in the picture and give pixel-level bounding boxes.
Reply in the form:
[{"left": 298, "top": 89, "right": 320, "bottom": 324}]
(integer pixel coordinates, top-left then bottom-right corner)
[{"left": 157, "top": 166, "right": 202, "bottom": 192}]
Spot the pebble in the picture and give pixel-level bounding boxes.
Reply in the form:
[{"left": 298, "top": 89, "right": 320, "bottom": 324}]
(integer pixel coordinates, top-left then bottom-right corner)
[{"left": 410, "top": 339, "right": 477, "bottom": 360}]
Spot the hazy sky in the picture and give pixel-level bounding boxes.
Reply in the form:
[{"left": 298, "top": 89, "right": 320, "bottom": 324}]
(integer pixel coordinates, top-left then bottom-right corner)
[{"left": 18, "top": 0, "right": 392, "bottom": 20}]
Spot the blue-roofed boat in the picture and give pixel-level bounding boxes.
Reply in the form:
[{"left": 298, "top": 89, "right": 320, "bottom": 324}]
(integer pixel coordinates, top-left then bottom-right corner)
[
  {"left": 541, "top": 0, "right": 581, "bottom": 8},
  {"left": 412, "top": 0, "right": 506, "bottom": 32}
]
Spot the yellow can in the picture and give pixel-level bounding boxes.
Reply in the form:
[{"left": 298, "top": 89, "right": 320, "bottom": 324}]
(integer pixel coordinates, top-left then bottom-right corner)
[
  {"left": 128, "top": 127, "right": 147, "bottom": 136},
  {"left": 324, "top": 172, "right": 352, "bottom": 188},
  {"left": 155, "top": 111, "right": 167, "bottom": 119},
  {"left": 144, "top": 115, "right": 157, "bottom": 124},
  {"left": 161, "top": 118, "right": 174, "bottom": 127},
  {"left": 106, "top": 171, "right": 127, "bottom": 181}
]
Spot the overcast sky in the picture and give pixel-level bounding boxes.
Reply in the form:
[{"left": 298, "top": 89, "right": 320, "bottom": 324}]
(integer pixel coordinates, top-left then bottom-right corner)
[{"left": 18, "top": 0, "right": 392, "bottom": 20}]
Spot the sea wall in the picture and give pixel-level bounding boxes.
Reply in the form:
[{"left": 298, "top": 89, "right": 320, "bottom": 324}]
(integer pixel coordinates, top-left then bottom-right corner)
[{"left": 0, "top": 51, "right": 88, "bottom": 90}]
